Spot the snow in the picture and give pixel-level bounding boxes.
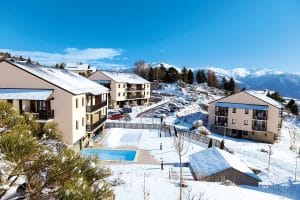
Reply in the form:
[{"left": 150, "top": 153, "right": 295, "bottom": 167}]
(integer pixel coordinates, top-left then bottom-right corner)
[
  {"left": 65, "top": 62, "right": 96, "bottom": 72},
  {"left": 100, "top": 71, "right": 149, "bottom": 84},
  {"left": 189, "top": 147, "right": 260, "bottom": 180},
  {"left": 246, "top": 90, "right": 284, "bottom": 109},
  {"left": 0, "top": 88, "right": 53, "bottom": 100},
  {"left": 9, "top": 61, "right": 109, "bottom": 95}
]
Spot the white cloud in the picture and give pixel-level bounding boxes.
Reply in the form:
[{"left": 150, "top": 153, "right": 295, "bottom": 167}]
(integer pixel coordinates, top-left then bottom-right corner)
[{"left": 0, "top": 48, "right": 125, "bottom": 68}]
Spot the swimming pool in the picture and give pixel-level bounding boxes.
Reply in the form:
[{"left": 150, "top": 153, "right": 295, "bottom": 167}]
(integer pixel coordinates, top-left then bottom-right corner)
[{"left": 80, "top": 149, "right": 138, "bottom": 161}]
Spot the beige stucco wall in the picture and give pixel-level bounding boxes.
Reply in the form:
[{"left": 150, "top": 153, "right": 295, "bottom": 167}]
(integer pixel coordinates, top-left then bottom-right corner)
[
  {"left": 89, "top": 71, "right": 151, "bottom": 108},
  {"left": 208, "top": 91, "right": 281, "bottom": 138},
  {"left": 0, "top": 61, "right": 85, "bottom": 144}
]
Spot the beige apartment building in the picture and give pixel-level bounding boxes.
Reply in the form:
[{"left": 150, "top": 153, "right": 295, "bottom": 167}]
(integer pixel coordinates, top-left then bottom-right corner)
[
  {"left": 88, "top": 70, "right": 151, "bottom": 108},
  {"left": 0, "top": 60, "right": 109, "bottom": 150},
  {"left": 208, "top": 90, "right": 283, "bottom": 143}
]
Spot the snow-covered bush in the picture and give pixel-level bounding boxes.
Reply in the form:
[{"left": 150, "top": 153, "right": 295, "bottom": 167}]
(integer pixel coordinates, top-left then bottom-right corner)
[{"left": 192, "top": 120, "right": 203, "bottom": 128}]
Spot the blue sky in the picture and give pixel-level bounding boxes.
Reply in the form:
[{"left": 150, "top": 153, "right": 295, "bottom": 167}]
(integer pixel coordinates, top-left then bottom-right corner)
[{"left": 0, "top": 0, "right": 300, "bottom": 72}]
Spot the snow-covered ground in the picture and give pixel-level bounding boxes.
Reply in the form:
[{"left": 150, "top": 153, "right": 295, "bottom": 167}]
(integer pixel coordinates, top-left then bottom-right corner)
[{"left": 102, "top": 128, "right": 295, "bottom": 199}]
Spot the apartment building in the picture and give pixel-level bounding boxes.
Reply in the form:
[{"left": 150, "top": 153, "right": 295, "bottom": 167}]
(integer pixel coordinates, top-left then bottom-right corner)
[
  {"left": 208, "top": 90, "right": 283, "bottom": 143},
  {"left": 88, "top": 70, "right": 151, "bottom": 108},
  {"left": 65, "top": 62, "right": 96, "bottom": 77},
  {"left": 0, "top": 60, "right": 109, "bottom": 150}
]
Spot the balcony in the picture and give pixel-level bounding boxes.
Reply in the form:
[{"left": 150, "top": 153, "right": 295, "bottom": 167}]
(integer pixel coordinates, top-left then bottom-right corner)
[
  {"left": 86, "top": 116, "right": 107, "bottom": 132},
  {"left": 252, "top": 121, "right": 267, "bottom": 131},
  {"left": 215, "top": 117, "right": 228, "bottom": 127},
  {"left": 253, "top": 110, "right": 267, "bottom": 120},
  {"left": 252, "top": 125, "right": 267, "bottom": 131},
  {"left": 86, "top": 100, "right": 107, "bottom": 113},
  {"left": 24, "top": 110, "right": 54, "bottom": 121},
  {"left": 215, "top": 111, "right": 228, "bottom": 116}
]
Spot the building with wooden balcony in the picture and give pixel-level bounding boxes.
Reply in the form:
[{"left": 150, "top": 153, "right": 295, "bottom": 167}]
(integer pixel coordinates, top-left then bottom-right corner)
[
  {"left": 208, "top": 90, "right": 283, "bottom": 143},
  {"left": 0, "top": 60, "right": 109, "bottom": 150},
  {"left": 88, "top": 70, "right": 151, "bottom": 108}
]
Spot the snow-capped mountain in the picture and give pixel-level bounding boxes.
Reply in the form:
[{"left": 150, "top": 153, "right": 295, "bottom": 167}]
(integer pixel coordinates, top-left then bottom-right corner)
[{"left": 201, "top": 67, "right": 300, "bottom": 99}]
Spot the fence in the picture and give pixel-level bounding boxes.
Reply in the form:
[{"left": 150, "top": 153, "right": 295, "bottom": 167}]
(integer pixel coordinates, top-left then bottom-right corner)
[{"left": 105, "top": 122, "right": 161, "bottom": 129}]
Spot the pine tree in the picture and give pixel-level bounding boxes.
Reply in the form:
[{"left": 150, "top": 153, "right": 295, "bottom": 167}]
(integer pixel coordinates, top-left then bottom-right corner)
[
  {"left": 165, "top": 67, "right": 179, "bottom": 83},
  {"left": 287, "top": 99, "right": 299, "bottom": 115},
  {"left": 222, "top": 77, "right": 228, "bottom": 90},
  {"left": 158, "top": 64, "right": 167, "bottom": 82},
  {"left": 228, "top": 77, "right": 235, "bottom": 93},
  {"left": 26, "top": 57, "right": 32, "bottom": 64},
  {"left": 181, "top": 67, "right": 188, "bottom": 83},
  {"left": 196, "top": 70, "right": 207, "bottom": 84},
  {"left": 148, "top": 66, "right": 154, "bottom": 82},
  {"left": 187, "top": 69, "right": 194, "bottom": 84}
]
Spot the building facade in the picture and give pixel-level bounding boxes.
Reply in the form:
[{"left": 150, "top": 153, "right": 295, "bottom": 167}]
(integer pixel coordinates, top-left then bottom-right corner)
[
  {"left": 88, "top": 70, "right": 151, "bottom": 108},
  {"left": 0, "top": 60, "right": 108, "bottom": 150},
  {"left": 208, "top": 91, "right": 283, "bottom": 143}
]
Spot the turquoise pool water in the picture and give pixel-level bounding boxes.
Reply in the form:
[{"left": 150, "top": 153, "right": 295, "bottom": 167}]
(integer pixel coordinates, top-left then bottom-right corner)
[{"left": 80, "top": 149, "right": 137, "bottom": 161}]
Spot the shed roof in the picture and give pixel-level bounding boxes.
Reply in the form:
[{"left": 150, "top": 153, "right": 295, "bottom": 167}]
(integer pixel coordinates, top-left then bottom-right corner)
[
  {"left": 189, "top": 147, "right": 261, "bottom": 181},
  {"left": 0, "top": 89, "right": 53, "bottom": 100}
]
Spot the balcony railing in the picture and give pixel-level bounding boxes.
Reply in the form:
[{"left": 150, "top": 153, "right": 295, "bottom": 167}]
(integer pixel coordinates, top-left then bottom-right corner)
[
  {"left": 86, "top": 116, "right": 107, "bottom": 132},
  {"left": 215, "top": 111, "right": 228, "bottom": 116},
  {"left": 252, "top": 125, "right": 267, "bottom": 131},
  {"left": 127, "top": 94, "right": 145, "bottom": 99},
  {"left": 32, "top": 110, "right": 54, "bottom": 120},
  {"left": 86, "top": 101, "right": 107, "bottom": 113}
]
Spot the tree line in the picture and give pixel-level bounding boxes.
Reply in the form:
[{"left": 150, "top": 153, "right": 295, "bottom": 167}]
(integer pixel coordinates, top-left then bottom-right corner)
[{"left": 134, "top": 60, "right": 236, "bottom": 93}]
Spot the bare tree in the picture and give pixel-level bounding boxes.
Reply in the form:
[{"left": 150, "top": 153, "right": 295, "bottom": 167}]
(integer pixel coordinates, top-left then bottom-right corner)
[
  {"left": 134, "top": 60, "right": 149, "bottom": 79},
  {"left": 173, "top": 131, "right": 190, "bottom": 200}
]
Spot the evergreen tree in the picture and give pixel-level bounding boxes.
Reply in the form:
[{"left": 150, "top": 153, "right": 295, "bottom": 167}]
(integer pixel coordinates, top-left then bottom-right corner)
[
  {"left": 158, "top": 64, "right": 167, "bottom": 82},
  {"left": 196, "top": 70, "right": 207, "bottom": 84},
  {"left": 222, "top": 77, "right": 229, "bottom": 90},
  {"left": 26, "top": 57, "right": 32, "bottom": 64},
  {"left": 287, "top": 99, "right": 299, "bottom": 115},
  {"left": 181, "top": 67, "right": 188, "bottom": 83},
  {"left": 165, "top": 67, "right": 179, "bottom": 82},
  {"left": 267, "top": 91, "right": 285, "bottom": 103},
  {"left": 207, "top": 70, "right": 218, "bottom": 87},
  {"left": 187, "top": 69, "right": 194, "bottom": 84},
  {"left": 148, "top": 66, "right": 154, "bottom": 82},
  {"left": 228, "top": 77, "right": 235, "bottom": 93}
]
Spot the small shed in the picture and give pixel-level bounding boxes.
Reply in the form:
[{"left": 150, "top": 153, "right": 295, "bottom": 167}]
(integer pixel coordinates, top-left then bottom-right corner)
[{"left": 189, "top": 147, "right": 261, "bottom": 187}]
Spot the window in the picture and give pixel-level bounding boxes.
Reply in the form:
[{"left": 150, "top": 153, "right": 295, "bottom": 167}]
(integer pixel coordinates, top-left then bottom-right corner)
[
  {"left": 82, "top": 97, "right": 84, "bottom": 106},
  {"left": 123, "top": 92, "right": 125, "bottom": 96},
  {"left": 76, "top": 99, "right": 78, "bottom": 108},
  {"left": 245, "top": 109, "right": 249, "bottom": 114},
  {"left": 118, "top": 93, "right": 120, "bottom": 97},
  {"left": 243, "top": 131, "right": 248, "bottom": 136},
  {"left": 232, "top": 108, "right": 236, "bottom": 113},
  {"left": 244, "top": 120, "right": 248, "bottom": 125},
  {"left": 123, "top": 84, "right": 125, "bottom": 88},
  {"left": 118, "top": 84, "right": 120, "bottom": 88},
  {"left": 82, "top": 117, "right": 84, "bottom": 126},
  {"left": 76, "top": 120, "right": 79, "bottom": 129},
  {"left": 265, "top": 132, "right": 267, "bottom": 137},
  {"left": 232, "top": 119, "right": 236, "bottom": 124}
]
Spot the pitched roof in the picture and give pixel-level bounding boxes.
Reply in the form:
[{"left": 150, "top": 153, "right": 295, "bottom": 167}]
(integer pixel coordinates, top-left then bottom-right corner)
[
  {"left": 245, "top": 90, "right": 283, "bottom": 109},
  {"left": 6, "top": 61, "right": 108, "bottom": 95},
  {"left": 0, "top": 89, "right": 53, "bottom": 100},
  {"left": 65, "top": 63, "right": 96, "bottom": 72},
  {"left": 189, "top": 147, "right": 261, "bottom": 181},
  {"left": 100, "top": 71, "right": 150, "bottom": 84},
  {"left": 209, "top": 90, "right": 283, "bottom": 109}
]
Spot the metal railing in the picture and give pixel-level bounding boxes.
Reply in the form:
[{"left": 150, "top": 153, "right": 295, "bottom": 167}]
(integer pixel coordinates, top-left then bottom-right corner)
[
  {"left": 86, "top": 101, "right": 107, "bottom": 112},
  {"left": 32, "top": 110, "right": 54, "bottom": 120},
  {"left": 86, "top": 116, "right": 107, "bottom": 132}
]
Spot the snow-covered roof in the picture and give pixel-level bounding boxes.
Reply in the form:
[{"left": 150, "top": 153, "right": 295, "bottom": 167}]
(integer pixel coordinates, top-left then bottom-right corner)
[
  {"left": 8, "top": 61, "right": 109, "bottom": 95},
  {"left": 65, "top": 63, "right": 96, "bottom": 72},
  {"left": 101, "top": 71, "right": 150, "bottom": 84},
  {"left": 216, "top": 102, "right": 269, "bottom": 111},
  {"left": 189, "top": 147, "right": 261, "bottom": 181},
  {"left": 0, "top": 89, "right": 53, "bottom": 100},
  {"left": 245, "top": 90, "right": 283, "bottom": 109}
]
